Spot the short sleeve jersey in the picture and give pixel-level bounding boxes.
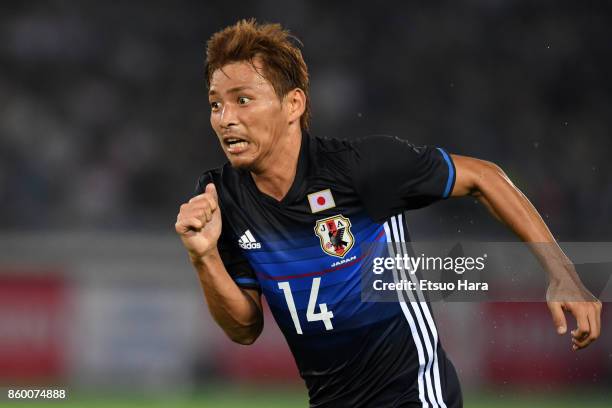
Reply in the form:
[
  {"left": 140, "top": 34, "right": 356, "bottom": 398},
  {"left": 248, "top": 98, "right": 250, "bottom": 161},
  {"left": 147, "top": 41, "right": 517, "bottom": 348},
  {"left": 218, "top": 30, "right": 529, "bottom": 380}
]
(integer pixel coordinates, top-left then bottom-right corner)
[{"left": 195, "top": 134, "right": 462, "bottom": 408}]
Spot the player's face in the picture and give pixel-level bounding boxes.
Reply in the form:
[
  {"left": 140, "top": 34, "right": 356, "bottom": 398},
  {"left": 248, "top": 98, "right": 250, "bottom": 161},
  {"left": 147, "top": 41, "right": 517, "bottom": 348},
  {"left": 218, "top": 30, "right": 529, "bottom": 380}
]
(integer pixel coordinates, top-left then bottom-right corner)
[{"left": 208, "top": 59, "right": 289, "bottom": 170}]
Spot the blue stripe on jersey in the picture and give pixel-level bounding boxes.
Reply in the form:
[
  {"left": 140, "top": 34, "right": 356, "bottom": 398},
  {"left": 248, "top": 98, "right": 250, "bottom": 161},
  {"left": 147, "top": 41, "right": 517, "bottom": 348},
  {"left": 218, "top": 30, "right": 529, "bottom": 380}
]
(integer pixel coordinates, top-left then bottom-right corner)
[
  {"left": 235, "top": 213, "right": 405, "bottom": 336},
  {"left": 258, "top": 233, "right": 387, "bottom": 302},
  {"left": 232, "top": 217, "right": 384, "bottom": 292},
  {"left": 243, "top": 220, "right": 383, "bottom": 277},
  {"left": 436, "top": 147, "right": 454, "bottom": 198},
  {"left": 262, "top": 265, "right": 363, "bottom": 310},
  {"left": 253, "top": 222, "right": 396, "bottom": 336},
  {"left": 268, "top": 292, "right": 400, "bottom": 337},
  {"left": 251, "top": 235, "right": 384, "bottom": 291},
  {"left": 243, "top": 215, "right": 378, "bottom": 254},
  {"left": 234, "top": 277, "right": 259, "bottom": 285}
]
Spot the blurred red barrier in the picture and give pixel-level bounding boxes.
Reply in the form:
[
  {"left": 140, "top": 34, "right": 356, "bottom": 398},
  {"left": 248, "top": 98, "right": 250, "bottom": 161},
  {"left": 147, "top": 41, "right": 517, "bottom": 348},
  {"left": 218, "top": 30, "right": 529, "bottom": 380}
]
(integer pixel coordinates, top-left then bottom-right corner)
[
  {"left": 0, "top": 274, "right": 68, "bottom": 381},
  {"left": 483, "top": 302, "right": 607, "bottom": 386}
]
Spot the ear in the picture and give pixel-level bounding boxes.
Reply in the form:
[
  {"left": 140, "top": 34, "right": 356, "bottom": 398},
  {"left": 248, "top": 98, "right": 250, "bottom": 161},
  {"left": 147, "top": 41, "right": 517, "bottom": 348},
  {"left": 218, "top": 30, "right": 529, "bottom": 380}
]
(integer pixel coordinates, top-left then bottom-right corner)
[{"left": 285, "top": 88, "right": 306, "bottom": 126}]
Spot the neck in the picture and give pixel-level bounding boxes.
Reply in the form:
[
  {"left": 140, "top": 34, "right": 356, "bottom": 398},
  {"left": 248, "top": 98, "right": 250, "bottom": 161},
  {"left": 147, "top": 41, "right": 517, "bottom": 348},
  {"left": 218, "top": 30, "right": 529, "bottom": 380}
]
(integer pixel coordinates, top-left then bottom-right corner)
[{"left": 251, "top": 128, "right": 302, "bottom": 201}]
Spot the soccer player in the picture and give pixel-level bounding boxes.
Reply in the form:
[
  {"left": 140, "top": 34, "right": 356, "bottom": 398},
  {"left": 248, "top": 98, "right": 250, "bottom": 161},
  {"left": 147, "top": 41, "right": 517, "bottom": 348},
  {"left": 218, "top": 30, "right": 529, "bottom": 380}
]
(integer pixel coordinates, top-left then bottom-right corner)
[{"left": 175, "top": 19, "right": 602, "bottom": 407}]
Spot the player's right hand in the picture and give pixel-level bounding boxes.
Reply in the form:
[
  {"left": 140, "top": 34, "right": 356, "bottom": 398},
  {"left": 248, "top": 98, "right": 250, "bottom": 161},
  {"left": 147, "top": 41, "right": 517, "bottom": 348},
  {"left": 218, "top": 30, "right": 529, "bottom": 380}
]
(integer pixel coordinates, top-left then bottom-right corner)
[{"left": 175, "top": 183, "right": 222, "bottom": 261}]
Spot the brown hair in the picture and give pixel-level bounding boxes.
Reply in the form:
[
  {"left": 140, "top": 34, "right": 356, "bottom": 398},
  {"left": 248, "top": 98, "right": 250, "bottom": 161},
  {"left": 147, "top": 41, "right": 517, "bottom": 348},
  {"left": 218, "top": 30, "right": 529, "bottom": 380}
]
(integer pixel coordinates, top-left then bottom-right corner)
[{"left": 205, "top": 19, "right": 311, "bottom": 131}]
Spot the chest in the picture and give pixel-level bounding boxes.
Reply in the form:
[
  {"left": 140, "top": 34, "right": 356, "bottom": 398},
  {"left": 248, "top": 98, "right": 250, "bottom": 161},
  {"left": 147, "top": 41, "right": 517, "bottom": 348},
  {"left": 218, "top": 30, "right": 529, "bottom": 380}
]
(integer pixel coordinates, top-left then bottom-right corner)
[{"left": 228, "top": 187, "right": 388, "bottom": 329}]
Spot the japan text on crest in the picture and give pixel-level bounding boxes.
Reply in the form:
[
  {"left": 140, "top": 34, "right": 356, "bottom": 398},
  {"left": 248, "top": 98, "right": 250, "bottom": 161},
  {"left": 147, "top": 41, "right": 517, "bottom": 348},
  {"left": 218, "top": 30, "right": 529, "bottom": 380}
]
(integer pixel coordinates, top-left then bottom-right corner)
[{"left": 314, "top": 214, "right": 354, "bottom": 258}]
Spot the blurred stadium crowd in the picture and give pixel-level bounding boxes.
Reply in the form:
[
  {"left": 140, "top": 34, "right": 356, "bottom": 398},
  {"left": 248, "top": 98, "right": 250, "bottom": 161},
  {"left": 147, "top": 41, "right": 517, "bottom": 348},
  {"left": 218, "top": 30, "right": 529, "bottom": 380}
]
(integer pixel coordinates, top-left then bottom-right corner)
[{"left": 1, "top": 1, "right": 610, "bottom": 239}]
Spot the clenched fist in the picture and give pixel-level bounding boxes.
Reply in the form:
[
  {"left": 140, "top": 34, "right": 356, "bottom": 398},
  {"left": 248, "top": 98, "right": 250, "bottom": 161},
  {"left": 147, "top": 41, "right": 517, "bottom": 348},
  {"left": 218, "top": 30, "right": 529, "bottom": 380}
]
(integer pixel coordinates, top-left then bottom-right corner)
[{"left": 175, "top": 183, "right": 222, "bottom": 261}]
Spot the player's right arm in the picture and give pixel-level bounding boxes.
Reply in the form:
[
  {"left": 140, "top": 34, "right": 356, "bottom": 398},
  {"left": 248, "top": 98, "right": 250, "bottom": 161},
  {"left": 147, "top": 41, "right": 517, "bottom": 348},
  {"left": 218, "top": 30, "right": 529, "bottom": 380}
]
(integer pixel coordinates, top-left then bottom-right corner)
[{"left": 175, "top": 182, "right": 263, "bottom": 345}]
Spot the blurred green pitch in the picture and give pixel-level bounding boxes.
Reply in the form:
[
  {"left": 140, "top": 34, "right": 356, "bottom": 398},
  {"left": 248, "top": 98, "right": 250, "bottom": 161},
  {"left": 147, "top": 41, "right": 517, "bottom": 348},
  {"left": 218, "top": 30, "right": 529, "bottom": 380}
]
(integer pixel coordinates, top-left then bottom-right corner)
[{"left": 3, "top": 386, "right": 611, "bottom": 408}]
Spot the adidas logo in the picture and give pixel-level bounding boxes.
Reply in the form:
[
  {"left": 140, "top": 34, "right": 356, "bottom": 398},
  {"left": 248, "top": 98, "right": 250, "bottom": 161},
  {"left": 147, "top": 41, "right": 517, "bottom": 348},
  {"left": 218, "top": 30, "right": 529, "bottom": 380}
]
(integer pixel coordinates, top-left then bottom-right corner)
[{"left": 238, "top": 229, "right": 261, "bottom": 249}]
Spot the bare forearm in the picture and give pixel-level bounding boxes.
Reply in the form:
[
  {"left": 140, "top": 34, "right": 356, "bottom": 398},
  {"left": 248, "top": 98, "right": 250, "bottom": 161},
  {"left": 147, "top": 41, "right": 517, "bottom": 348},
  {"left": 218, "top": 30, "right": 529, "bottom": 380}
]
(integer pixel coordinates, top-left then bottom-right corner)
[
  {"left": 192, "top": 249, "right": 263, "bottom": 344},
  {"left": 452, "top": 156, "right": 573, "bottom": 280},
  {"left": 451, "top": 154, "right": 601, "bottom": 346},
  {"left": 480, "top": 168, "right": 573, "bottom": 276}
]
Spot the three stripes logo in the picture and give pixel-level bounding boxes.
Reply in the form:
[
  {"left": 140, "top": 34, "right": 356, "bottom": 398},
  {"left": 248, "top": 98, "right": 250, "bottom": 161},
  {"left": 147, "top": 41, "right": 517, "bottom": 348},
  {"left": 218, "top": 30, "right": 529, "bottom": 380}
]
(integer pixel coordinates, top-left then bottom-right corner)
[{"left": 238, "top": 229, "right": 261, "bottom": 249}]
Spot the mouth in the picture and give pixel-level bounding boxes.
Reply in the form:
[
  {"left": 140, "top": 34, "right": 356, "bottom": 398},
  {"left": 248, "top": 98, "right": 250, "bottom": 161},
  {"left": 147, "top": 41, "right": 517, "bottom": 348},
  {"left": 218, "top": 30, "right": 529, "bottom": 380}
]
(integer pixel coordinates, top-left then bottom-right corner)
[{"left": 223, "top": 137, "right": 250, "bottom": 154}]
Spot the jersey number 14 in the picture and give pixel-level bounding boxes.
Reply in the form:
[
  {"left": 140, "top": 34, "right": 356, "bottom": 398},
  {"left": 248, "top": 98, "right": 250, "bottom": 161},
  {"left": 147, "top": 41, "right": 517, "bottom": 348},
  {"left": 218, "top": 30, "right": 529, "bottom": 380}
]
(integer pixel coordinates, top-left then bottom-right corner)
[{"left": 278, "top": 278, "right": 334, "bottom": 334}]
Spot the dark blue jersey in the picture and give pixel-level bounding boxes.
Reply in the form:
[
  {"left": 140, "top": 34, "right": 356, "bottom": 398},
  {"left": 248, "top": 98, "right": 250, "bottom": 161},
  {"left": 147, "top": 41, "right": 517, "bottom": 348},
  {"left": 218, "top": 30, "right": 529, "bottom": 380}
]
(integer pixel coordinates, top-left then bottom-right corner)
[{"left": 196, "top": 134, "right": 462, "bottom": 407}]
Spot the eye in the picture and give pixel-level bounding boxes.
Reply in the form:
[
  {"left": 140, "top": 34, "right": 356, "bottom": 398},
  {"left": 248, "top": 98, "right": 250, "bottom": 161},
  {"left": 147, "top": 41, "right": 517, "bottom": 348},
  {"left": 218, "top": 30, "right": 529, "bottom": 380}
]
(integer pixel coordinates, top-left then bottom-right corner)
[
  {"left": 237, "top": 96, "right": 251, "bottom": 105},
  {"left": 210, "top": 101, "right": 220, "bottom": 111}
]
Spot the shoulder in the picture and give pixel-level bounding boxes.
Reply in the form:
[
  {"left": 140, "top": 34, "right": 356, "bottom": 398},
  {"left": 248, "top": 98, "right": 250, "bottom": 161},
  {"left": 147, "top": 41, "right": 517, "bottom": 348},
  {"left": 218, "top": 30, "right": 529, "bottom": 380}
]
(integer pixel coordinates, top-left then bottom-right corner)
[
  {"left": 309, "top": 134, "right": 353, "bottom": 153},
  {"left": 312, "top": 134, "right": 425, "bottom": 168},
  {"left": 306, "top": 134, "right": 419, "bottom": 175},
  {"left": 194, "top": 162, "right": 242, "bottom": 195},
  {"left": 309, "top": 133, "right": 405, "bottom": 151},
  {"left": 306, "top": 134, "right": 358, "bottom": 177},
  {"left": 315, "top": 134, "right": 420, "bottom": 156},
  {"left": 308, "top": 134, "right": 398, "bottom": 162},
  {"left": 350, "top": 134, "right": 424, "bottom": 154}
]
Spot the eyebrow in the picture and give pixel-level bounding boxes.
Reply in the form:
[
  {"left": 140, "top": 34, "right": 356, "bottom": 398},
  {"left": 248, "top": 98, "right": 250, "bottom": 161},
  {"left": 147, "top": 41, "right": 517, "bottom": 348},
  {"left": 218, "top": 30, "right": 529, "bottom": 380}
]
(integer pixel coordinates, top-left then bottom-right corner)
[{"left": 208, "top": 86, "right": 254, "bottom": 96}]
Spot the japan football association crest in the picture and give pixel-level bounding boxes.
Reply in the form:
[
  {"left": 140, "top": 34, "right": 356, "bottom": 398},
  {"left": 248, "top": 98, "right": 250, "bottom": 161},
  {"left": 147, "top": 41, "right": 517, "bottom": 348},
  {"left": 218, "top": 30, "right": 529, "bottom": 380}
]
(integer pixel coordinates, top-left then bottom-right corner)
[{"left": 314, "top": 214, "right": 354, "bottom": 258}]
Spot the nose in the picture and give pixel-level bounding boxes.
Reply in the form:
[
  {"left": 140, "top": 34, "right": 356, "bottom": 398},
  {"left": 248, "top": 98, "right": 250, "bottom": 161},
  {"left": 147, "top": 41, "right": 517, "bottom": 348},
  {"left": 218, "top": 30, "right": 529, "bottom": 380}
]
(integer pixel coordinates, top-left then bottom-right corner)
[{"left": 220, "top": 103, "right": 238, "bottom": 129}]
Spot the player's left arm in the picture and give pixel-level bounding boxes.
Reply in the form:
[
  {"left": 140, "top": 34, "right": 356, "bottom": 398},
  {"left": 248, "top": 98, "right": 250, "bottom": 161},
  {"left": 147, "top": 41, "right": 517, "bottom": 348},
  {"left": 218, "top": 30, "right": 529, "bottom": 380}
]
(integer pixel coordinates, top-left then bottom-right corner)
[{"left": 450, "top": 154, "right": 602, "bottom": 351}]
